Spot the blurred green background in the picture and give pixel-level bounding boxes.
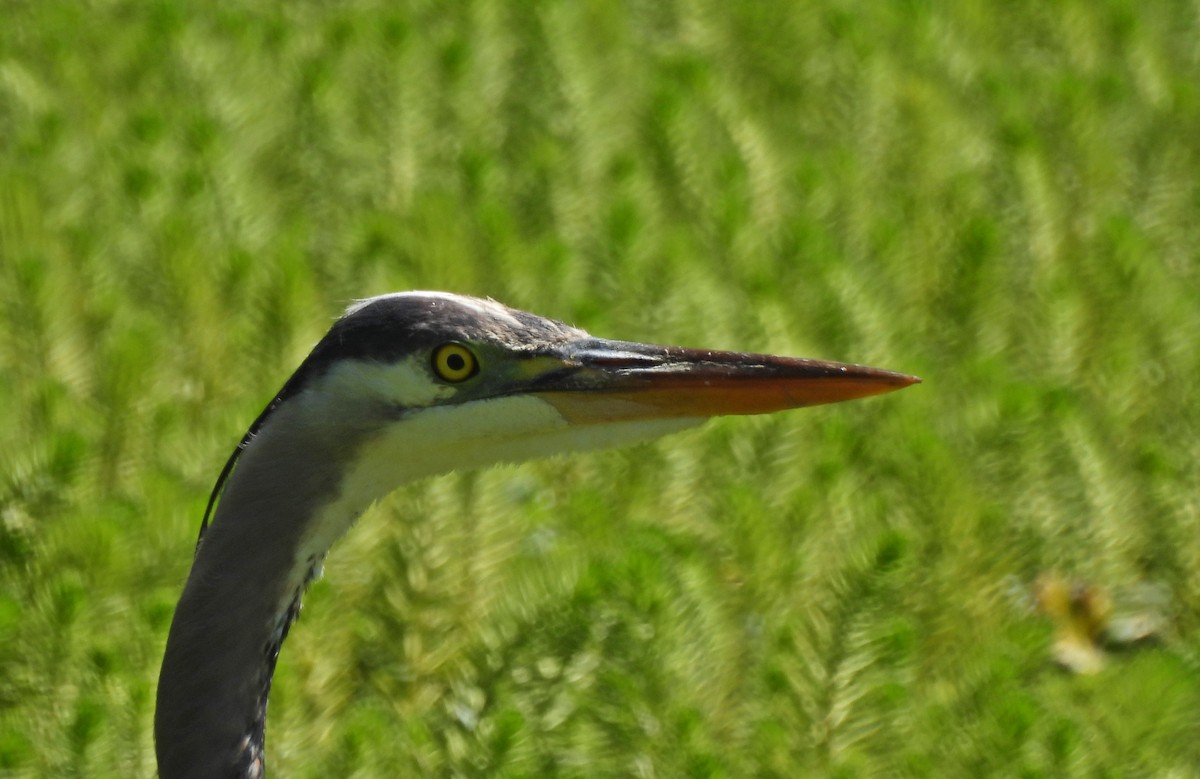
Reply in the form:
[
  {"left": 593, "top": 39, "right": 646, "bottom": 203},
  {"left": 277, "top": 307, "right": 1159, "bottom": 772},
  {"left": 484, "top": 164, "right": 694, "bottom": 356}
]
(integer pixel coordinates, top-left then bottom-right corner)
[{"left": 2, "top": 1, "right": 1198, "bottom": 776}]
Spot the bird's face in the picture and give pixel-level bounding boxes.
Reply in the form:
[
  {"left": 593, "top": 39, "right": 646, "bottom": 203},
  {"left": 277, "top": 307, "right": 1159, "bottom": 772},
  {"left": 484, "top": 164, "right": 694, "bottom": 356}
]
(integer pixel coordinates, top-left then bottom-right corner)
[{"left": 282, "top": 291, "right": 918, "bottom": 492}]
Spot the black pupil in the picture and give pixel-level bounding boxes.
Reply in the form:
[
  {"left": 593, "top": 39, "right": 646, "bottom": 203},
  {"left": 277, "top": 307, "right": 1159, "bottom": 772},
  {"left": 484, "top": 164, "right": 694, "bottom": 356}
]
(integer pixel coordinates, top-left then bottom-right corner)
[{"left": 446, "top": 353, "right": 466, "bottom": 371}]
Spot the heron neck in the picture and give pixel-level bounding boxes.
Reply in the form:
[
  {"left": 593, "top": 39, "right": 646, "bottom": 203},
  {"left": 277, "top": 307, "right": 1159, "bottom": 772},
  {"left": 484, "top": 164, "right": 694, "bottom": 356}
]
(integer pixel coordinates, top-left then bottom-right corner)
[{"left": 155, "top": 405, "right": 379, "bottom": 779}]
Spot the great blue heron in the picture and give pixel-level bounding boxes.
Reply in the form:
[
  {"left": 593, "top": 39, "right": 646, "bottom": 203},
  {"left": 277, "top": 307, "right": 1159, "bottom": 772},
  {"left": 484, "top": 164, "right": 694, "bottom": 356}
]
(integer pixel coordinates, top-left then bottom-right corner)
[{"left": 155, "top": 291, "right": 919, "bottom": 778}]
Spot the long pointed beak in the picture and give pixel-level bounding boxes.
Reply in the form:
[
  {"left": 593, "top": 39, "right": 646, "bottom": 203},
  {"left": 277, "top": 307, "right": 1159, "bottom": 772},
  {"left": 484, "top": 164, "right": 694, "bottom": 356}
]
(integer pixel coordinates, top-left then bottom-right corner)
[{"left": 531, "top": 338, "right": 920, "bottom": 424}]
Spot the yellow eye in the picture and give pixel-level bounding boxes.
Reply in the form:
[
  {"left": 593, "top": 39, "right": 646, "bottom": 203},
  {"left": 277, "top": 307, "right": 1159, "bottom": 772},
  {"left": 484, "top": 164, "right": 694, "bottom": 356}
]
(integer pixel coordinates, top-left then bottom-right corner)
[{"left": 431, "top": 343, "right": 478, "bottom": 383}]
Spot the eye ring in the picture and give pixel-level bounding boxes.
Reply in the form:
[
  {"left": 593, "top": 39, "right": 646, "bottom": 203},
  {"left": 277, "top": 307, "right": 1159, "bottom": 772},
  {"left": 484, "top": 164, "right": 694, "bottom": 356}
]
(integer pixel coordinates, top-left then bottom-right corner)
[{"left": 431, "top": 343, "right": 479, "bottom": 383}]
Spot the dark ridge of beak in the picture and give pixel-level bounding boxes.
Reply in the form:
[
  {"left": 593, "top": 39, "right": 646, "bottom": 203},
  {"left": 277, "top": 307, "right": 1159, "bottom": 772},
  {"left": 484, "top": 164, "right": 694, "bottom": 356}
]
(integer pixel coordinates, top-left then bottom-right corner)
[{"left": 533, "top": 338, "right": 920, "bottom": 424}]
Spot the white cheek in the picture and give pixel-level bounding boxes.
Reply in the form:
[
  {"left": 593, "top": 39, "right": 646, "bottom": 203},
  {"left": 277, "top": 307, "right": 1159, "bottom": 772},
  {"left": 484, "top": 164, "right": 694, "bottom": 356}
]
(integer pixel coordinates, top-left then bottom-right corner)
[
  {"left": 294, "top": 395, "right": 567, "bottom": 577},
  {"left": 293, "top": 395, "right": 703, "bottom": 588},
  {"left": 346, "top": 395, "right": 572, "bottom": 488},
  {"left": 334, "top": 395, "right": 703, "bottom": 504},
  {"left": 315, "top": 357, "right": 455, "bottom": 409}
]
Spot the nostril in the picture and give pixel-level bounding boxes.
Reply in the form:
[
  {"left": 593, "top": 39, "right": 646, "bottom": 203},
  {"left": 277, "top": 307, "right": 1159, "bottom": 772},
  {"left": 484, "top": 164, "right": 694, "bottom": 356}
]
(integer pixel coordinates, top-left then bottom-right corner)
[{"left": 580, "top": 352, "right": 663, "bottom": 369}]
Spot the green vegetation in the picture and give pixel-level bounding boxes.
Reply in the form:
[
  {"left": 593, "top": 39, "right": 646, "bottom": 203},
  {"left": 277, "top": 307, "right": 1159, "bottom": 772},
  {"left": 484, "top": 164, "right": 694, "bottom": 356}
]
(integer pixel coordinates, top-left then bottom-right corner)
[{"left": 2, "top": 1, "right": 1198, "bottom": 775}]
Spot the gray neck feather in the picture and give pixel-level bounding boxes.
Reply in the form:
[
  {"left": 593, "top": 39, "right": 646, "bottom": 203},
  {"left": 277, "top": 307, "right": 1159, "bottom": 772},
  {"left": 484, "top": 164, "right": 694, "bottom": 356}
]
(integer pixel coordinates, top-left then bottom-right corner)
[{"left": 155, "top": 399, "right": 377, "bottom": 779}]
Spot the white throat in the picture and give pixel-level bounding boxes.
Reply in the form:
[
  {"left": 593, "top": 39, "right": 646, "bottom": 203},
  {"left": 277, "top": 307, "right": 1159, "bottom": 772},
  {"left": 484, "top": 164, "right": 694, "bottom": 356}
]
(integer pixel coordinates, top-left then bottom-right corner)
[{"left": 289, "top": 392, "right": 701, "bottom": 611}]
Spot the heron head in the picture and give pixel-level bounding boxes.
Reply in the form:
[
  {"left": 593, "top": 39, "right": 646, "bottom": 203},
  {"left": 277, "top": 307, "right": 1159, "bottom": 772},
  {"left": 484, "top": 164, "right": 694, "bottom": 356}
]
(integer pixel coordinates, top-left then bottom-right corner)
[
  {"left": 274, "top": 291, "right": 919, "bottom": 478},
  {"left": 201, "top": 290, "right": 919, "bottom": 547}
]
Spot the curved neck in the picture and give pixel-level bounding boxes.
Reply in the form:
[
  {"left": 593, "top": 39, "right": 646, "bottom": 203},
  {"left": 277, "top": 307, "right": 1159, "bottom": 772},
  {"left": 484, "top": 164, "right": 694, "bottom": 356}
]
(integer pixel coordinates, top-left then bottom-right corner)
[
  {"left": 154, "top": 404, "right": 375, "bottom": 779},
  {"left": 153, "top": 386, "right": 688, "bottom": 776}
]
